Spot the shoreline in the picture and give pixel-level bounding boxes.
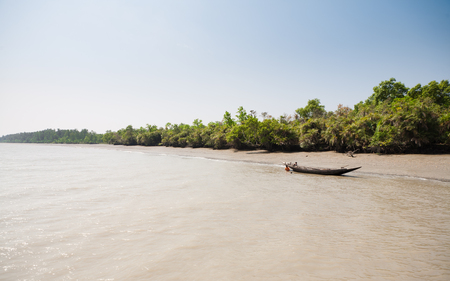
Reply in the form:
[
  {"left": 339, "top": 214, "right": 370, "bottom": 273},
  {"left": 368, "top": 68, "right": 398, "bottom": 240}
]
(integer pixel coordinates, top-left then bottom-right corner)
[
  {"left": 4, "top": 143, "right": 450, "bottom": 182},
  {"left": 87, "top": 144, "right": 450, "bottom": 182}
]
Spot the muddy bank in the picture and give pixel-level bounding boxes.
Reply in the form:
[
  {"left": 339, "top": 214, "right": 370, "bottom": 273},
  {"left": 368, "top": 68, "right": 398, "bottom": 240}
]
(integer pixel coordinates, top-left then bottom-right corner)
[{"left": 79, "top": 144, "right": 450, "bottom": 182}]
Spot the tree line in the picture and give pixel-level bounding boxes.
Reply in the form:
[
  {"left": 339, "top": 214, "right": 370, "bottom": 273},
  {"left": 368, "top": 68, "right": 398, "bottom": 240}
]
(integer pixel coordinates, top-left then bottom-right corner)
[
  {"left": 103, "top": 78, "right": 450, "bottom": 153},
  {"left": 2, "top": 78, "right": 450, "bottom": 153},
  {"left": 0, "top": 129, "right": 102, "bottom": 144}
]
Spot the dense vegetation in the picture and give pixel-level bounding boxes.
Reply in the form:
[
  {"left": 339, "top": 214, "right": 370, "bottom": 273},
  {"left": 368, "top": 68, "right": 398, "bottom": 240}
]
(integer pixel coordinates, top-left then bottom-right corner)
[
  {"left": 2, "top": 79, "right": 449, "bottom": 153},
  {"left": 0, "top": 129, "right": 102, "bottom": 144},
  {"left": 103, "top": 78, "right": 450, "bottom": 153}
]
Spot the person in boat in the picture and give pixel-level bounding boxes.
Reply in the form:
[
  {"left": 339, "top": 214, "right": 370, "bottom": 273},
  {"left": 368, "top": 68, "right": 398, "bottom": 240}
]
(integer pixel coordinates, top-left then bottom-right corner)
[
  {"left": 285, "top": 165, "right": 290, "bottom": 171},
  {"left": 294, "top": 162, "right": 298, "bottom": 166}
]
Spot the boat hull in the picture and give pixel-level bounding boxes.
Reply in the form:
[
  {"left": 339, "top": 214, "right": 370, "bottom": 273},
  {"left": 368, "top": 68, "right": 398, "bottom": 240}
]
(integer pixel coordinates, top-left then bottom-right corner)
[{"left": 287, "top": 165, "right": 361, "bottom": 175}]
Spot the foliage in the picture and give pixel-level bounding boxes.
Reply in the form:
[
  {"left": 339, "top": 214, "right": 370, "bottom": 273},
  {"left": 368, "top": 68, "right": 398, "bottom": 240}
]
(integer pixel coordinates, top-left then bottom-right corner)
[
  {"left": 0, "top": 129, "right": 102, "bottom": 144},
  {"left": 223, "top": 111, "right": 236, "bottom": 127},
  {"left": 137, "top": 126, "right": 162, "bottom": 146},
  {"left": 407, "top": 80, "right": 450, "bottom": 107},
  {"left": 366, "top": 78, "right": 408, "bottom": 105},
  {"left": 258, "top": 119, "right": 298, "bottom": 151},
  {"left": 297, "top": 118, "right": 326, "bottom": 150},
  {"left": 369, "top": 98, "right": 441, "bottom": 152},
  {"left": 295, "top": 99, "right": 326, "bottom": 120},
  {"left": 236, "top": 106, "right": 249, "bottom": 124},
  {"left": 439, "top": 111, "right": 450, "bottom": 144},
  {"left": 2, "top": 78, "right": 449, "bottom": 154}
]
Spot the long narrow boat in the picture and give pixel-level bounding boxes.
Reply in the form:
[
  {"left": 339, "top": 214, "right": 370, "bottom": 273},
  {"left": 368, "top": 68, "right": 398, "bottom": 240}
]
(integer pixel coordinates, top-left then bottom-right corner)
[{"left": 285, "top": 163, "right": 361, "bottom": 176}]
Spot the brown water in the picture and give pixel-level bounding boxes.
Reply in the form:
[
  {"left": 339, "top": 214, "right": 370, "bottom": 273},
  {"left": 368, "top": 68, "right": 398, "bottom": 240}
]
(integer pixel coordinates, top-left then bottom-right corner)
[{"left": 1, "top": 143, "right": 449, "bottom": 280}]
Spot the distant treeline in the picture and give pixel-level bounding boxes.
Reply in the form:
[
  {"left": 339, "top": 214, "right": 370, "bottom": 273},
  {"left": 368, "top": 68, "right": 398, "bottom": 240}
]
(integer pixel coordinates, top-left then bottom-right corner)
[
  {"left": 2, "top": 78, "right": 450, "bottom": 153},
  {"left": 0, "top": 129, "right": 102, "bottom": 144}
]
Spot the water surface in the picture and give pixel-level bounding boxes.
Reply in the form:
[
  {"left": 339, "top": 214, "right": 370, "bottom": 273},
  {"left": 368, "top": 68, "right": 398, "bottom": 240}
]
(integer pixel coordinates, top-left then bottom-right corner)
[{"left": 1, "top": 144, "right": 449, "bottom": 280}]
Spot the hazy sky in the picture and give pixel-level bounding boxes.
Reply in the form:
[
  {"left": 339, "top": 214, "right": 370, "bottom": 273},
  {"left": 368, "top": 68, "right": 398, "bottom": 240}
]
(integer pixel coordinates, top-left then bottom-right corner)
[{"left": 1, "top": 0, "right": 449, "bottom": 136}]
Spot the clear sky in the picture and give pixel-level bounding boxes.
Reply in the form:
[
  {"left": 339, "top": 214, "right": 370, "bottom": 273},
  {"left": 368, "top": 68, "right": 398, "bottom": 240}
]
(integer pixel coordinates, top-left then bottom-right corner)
[{"left": 1, "top": 0, "right": 449, "bottom": 136}]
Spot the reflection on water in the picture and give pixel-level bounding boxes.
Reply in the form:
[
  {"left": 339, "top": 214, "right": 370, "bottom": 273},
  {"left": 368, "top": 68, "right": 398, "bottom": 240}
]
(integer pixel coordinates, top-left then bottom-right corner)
[{"left": 1, "top": 143, "right": 449, "bottom": 280}]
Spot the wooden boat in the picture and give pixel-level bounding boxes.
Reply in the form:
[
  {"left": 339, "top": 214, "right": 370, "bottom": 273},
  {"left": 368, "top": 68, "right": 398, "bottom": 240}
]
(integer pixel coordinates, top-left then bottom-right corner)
[{"left": 285, "top": 163, "right": 361, "bottom": 176}]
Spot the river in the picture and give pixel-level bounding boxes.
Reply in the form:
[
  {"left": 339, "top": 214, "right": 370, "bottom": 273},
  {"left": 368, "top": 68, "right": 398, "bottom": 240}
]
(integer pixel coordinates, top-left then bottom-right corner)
[{"left": 1, "top": 143, "right": 449, "bottom": 280}]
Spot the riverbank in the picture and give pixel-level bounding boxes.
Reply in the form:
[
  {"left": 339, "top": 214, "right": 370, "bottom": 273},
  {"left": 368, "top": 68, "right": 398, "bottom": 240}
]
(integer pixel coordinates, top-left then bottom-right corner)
[
  {"left": 79, "top": 144, "right": 450, "bottom": 182},
  {"left": 3, "top": 143, "right": 448, "bottom": 181}
]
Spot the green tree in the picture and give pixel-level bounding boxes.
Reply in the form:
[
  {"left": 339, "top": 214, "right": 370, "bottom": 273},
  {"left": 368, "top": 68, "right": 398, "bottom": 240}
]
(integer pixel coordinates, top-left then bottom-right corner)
[
  {"left": 295, "top": 99, "right": 326, "bottom": 120},
  {"left": 187, "top": 119, "right": 205, "bottom": 147},
  {"left": 367, "top": 78, "right": 408, "bottom": 105},
  {"left": 258, "top": 119, "right": 298, "bottom": 151},
  {"left": 297, "top": 118, "right": 327, "bottom": 150},
  {"left": 236, "top": 106, "right": 248, "bottom": 124},
  {"left": 192, "top": 119, "right": 204, "bottom": 128},
  {"left": 421, "top": 80, "right": 450, "bottom": 106},
  {"left": 439, "top": 111, "right": 450, "bottom": 144},
  {"left": 369, "top": 97, "right": 440, "bottom": 153},
  {"left": 208, "top": 123, "right": 229, "bottom": 149},
  {"left": 222, "top": 111, "right": 236, "bottom": 127},
  {"left": 137, "top": 131, "right": 161, "bottom": 146},
  {"left": 119, "top": 125, "right": 137, "bottom": 145}
]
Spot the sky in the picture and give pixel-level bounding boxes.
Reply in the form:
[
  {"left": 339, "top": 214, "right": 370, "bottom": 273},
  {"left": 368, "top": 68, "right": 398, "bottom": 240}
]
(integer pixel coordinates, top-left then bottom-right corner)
[{"left": 1, "top": 0, "right": 449, "bottom": 136}]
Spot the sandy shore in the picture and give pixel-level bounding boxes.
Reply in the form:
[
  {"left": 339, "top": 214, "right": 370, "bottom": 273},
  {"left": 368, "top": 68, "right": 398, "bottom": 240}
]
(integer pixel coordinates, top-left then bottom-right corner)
[{"left": 84, "top": 144, "right": 450, "bottom": 182}]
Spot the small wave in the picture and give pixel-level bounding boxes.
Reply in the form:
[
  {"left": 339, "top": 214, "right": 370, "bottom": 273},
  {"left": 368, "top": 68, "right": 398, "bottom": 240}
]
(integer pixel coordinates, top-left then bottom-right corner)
[{"left": 160, "top": 153, "right": 280, "bottom": 168}]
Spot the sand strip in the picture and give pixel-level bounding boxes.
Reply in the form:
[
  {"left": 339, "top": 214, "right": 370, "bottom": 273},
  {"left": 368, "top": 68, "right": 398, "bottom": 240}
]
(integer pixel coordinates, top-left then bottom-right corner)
[{"left": 84, "top": 144, "right": 450, "bottom": 182}]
